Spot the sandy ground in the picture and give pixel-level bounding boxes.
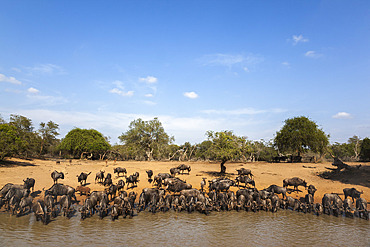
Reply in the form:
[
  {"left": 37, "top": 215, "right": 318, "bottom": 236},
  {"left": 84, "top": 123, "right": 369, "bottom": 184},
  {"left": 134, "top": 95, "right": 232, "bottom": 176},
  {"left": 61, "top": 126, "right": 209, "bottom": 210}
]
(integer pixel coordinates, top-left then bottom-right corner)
[{"left": 0, "top": 158, "right": 369, "bottom": 209}]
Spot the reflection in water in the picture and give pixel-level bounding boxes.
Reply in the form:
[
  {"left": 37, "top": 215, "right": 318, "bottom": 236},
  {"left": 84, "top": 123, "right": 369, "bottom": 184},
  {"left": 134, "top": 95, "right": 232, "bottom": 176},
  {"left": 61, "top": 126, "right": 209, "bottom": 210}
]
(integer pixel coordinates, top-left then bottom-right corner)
[{"left": 0, "top": 210, "right": 369, "bottom": 246}]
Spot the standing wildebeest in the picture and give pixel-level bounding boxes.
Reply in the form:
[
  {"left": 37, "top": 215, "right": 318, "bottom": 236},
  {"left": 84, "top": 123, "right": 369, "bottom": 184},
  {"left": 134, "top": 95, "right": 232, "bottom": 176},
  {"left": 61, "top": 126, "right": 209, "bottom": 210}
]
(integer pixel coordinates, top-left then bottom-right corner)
[
  {"left": 177, "top": 164, "right": 191, "bottom": 174},
  {"left": 236, "top": 168, "right": 253, "bottom": 178},
  {"left": 0, "top": 183, "right": 24, "bottom": 198},
  {"left": 44, "top": 184, "right": 77, "bottom": 202},
  {"left": 265, "top": 185, "right": 287, "bottom": 198},
  {"left": 51, "top": 170, "right": 64, "bottom": 184},
  {"left": 343, "top": 188, "right": 363, "bottom": 202},
  {"left": 170, "top": 168, "right": 181, "bottom": 177},
  {"left": 77, "top": 172, "right": 91, "bottom": 186},
  {"left": 114, "top": 167, "right": 127, "bottom": 177},
  {"left": 23, "top": 178, "right": 35, "bottom": 192},
  {"left": 95, "top": 171, "right": 105, "bottom": 183},
  {"left": 146, "top": 170, "right": 153, "bottom": 179},
  {"left": 283, "top": 177, "right": 307, "bottom": 191},
  {"left": 126, "top": 172, "right": 139, "bottom": 189},
  {"left": 236, "top": 176, "right": 255, "bottom": 188}
]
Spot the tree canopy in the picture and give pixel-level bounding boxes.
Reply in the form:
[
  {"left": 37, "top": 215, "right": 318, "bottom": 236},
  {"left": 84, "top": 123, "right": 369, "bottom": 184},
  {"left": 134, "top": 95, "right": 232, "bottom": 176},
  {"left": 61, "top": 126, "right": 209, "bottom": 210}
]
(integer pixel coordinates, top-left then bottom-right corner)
[
  {"left": 0, "top": 124, "right": 22, "bottom": 160},
  {"left": 274, "top": 116, "right": 329, "bottom": 156},
  {"left": 118, "top": 118, "right": 173, "bottom": 161},
  {"left": 359, "top": 137, "right": 370, "bottom": 161},
  {"left": 59, "top": 128, "right": 110, "bottom": 159},
  {"left": 206, "top": 130, "right": 250, "bottom": 173}
]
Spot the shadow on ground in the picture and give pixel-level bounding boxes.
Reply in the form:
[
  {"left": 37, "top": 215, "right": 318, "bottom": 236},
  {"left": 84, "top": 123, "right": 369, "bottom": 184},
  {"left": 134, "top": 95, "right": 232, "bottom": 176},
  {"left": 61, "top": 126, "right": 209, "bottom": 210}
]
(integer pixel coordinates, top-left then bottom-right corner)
[
  {"left": 0, "top": 160, "right": 37, "bottom": 167},
  {"left": 318, "top": 164, "right": 370, "bottom": 188}
]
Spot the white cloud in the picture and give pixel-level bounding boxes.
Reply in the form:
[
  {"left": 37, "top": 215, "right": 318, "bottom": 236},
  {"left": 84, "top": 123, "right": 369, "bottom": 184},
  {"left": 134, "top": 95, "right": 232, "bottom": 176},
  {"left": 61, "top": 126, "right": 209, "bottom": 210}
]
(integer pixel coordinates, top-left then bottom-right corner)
[
  {"left": 112, "top": 80, "right": 125, "bottom": 89},
  {"left": 305, "top": 51, "right": 322, "bottom": 58},
  {"left": 332, "top": 112, "right": 352, "bottom": 119},
  {"left": 145, "top": 93, "right": 154, "bottom": 97},
  {"left": 27, "top": 87, "right": 40, "bottom": 94},
  {"left": 0, "top": 73, "right": 22, "bottom": 85},
  {"left": 243, "top": 67, "right": 250, "bottom": 72},
  {"left": 199, "top": 53, "right": 264, "bottom": 69},
  {"left": 184, "top": 92, "right": 198, "bottom": 99},
  {"left": 292, "top": 35, "right": 309, "bottom": 45},
  {"left": 109, "top": 88, "right": 134, "bottom": 97},
  {"left": 26, "top": 64, "right": 65, "bottom": 75},
  {"left": 143, "top": 100, "right": 157, "bottom": 105},
  {"left": 139, "top": 76, "right": 158, "bottom": 84},
  {"left": 282, "top": 62, "right": 291, "bottom": 68}
]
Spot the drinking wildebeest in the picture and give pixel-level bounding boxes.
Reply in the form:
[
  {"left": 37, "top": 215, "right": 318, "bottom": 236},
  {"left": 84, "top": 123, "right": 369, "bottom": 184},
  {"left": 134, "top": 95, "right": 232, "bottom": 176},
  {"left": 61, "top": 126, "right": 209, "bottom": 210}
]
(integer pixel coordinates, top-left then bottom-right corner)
[
  {"left": 283, "top": 177, "right": 307, "bottom": 192},
  {"left": 307, "top": 185, "right": 317, "bottom": 197},
  {"left": 355, "top": 197, "right": 368, "bottom": 220},
  {"left": 23, "top": 178, "right": 35, "bottom": 192},
  {"left": 77, "top": 172, "right": 91, "bottom": 186},
  {"left": 33, "top": 200, "right": 50, "bottom": 224},
  {"left": 114, "top": 167, "right": 127, "bottom": 177},
  {"left": 51, "top": 170, "right": 64, "bottom": 184},
  {"left": 59, "top": 195, "right": 72, "bottom": 218},
  {"left": 201, "top": 178, "right": 207, "bottom": 192}
]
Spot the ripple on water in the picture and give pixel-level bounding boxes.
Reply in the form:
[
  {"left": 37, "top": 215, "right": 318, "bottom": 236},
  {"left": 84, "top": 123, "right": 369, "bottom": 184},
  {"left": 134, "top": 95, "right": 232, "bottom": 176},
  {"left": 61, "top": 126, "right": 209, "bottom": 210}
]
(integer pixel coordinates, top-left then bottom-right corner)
[{"left": 0, "top": 211, "right": 369, "bottom": 247}]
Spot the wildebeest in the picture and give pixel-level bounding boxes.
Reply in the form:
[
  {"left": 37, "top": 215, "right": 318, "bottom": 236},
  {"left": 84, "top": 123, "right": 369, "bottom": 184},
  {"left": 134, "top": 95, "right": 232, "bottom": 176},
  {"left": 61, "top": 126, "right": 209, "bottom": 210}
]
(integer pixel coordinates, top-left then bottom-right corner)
[
  {"left": 95, "top": 170, "right": 105, "bottom": 183},
  {"left": 343, "top": 188, "right": 363, "bottom": 202},
  {"left": 209, "top": 178, "right": 235, "bottom": 192},
  {"left": 59, "top": 195, "right": 72, "bottom": 218},
  {"left": 16, "top": 196, "right": 33, "bottom": 217},
  {"left": 23, "top": 178, "right": 35, "bottom": 192},
  {"left": 283, "top": 177, "right": 307, "bottom": 191},
  {"left": 308, "top": 185, "right": 317, "bottom": 197},
  {"left": 355, "top": 198, "right": 368, "bottom": 220},
  {"left": 126, "top": 172, "right": 139, "bottom": 189},
  {"left": 114, "top": 167, "right": 127, "bottom": 177},
  {"left": 236, "top": 168, "right": 253, "bottom": 178},
  {"left": 77, "top": 172, "right": 91, "bottom": 186},
  {"left": 44, "top": 194, "right": 57, "bottom": 217},
  {"left": 44, "top": 184, "right": 77, "bottom": 202},
  {"left": 236, "top": 176, "right": 255, "bottom": 188},
  {"left": 200, "top": 178, "right": 207, "bottom": 192},
  {"left": 322, "top": 193, "right": 343, "bottom": 216},
  {"left": 103, "top": 176, "right": 113, "bottom": 187},
  {"left": 4, "top": 187, "right": 30, "bottom": 213},
  {"left": 265, "top": 184, "right": 287, "bottom": 198},
  {"left": 33, "top": 200, "right": 49, "bottom": 224},
  {"left": 117, "top": 179, "right": 125, "bottom": 192},
  {"left": 170, "top": 168, "right": 180, "bottom": 176},
  {"left": 146, "top": 170, "right": 153, "bottom": 179},
  {"left": 177, "top": 164, "right": 191, "bottom": 174},
  {"left": 51, "top": 170, "right": 64, "bottom": 184},
  {"left": 153, "top": 173, "right": 173, "bottom": 187},
  {"left": 0, "top": 183, "right": 24, "bottom": 198}
]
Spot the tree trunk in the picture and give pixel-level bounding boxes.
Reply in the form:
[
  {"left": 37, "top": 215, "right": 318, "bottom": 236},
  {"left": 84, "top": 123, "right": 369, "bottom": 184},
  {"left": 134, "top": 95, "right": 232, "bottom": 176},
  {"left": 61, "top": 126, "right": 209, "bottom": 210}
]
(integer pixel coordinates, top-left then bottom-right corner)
[{"left": 220, "top": 160, "right": 227, "bottom": 174}]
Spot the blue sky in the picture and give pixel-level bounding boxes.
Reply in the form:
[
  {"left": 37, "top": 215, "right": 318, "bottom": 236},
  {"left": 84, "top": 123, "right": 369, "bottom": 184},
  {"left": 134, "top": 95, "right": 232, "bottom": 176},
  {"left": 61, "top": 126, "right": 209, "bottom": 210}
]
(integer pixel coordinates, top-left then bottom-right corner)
[{"left": 0, "top": 1, "right": 369, "bottom": 145}]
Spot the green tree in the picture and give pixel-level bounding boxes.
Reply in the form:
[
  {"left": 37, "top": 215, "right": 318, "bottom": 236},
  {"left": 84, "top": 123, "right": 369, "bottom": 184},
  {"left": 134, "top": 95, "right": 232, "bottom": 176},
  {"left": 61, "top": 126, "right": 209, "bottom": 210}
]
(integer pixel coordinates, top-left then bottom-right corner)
[
  {"left": 206, "top": 130, "right": 248, "bottom": 173},
  {"left": 59, "top": 128, "right": 110, "bottom": 159},
  {"left": 9, "top": 114, "right": 39, "bottom": 157},
  {"left": 274, "top": 116, "right": 329, "bottom": 158},
  {"left": 118, "top": 118, "right": 173, "bottom": 161},
  {"left": 0, "top": 124, "right": 22, "bottom": 160},
  {"left": 359, "top": 137, "right": 370, "bottom": 161},
  {"left": 38, "top": 121, "right": 60, "bottom": 155}
]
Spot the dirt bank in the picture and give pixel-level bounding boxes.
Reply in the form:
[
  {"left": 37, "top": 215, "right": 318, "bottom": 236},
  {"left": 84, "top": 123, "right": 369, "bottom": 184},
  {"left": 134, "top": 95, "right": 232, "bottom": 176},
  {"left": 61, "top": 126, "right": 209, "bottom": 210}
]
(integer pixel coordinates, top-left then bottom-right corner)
[{"left": 1, "top": 158, "right": 369, "bottom": 209}]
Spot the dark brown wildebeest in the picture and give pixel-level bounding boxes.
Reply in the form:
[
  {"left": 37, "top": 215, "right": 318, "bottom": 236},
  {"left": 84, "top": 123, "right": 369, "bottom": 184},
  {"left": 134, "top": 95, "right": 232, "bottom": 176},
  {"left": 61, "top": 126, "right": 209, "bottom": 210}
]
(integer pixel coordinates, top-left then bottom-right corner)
[
  {"left": 51, "top": 170, "right": 64, "bottom": 184},
  {"left": 283, "top": 177, "right": 307, "bottom": 192}
]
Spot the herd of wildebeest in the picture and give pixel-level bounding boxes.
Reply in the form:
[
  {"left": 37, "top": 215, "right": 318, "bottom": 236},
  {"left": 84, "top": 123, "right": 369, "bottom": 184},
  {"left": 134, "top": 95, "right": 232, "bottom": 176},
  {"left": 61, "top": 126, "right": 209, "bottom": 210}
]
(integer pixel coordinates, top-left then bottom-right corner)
[{"left": 0, "top": 164, "right": 368, "bottom": 224}]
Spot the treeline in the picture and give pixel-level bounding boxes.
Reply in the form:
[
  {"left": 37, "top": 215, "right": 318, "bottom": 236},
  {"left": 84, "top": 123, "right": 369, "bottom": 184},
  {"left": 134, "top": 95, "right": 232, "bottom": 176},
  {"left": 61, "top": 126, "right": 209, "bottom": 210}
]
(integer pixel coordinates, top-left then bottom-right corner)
[{"left": 1, "top": 114, "right": 369, "bottom": 163}]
